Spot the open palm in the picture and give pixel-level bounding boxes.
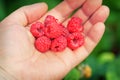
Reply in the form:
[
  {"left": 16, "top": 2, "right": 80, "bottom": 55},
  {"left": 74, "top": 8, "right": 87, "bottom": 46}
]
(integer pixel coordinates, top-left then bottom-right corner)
[{"left": 0, "top": 0, "right": 109, "bottom": 80}]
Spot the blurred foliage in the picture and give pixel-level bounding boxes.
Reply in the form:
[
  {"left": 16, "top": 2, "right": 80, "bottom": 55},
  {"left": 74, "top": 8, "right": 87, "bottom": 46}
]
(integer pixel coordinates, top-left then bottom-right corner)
[
  {"left": 0, "top": 0, "right": 120, "bottom": 80},
  {"left": 4, "top": 0, "right": 62, "bottom": 16},
  {"left": 97, "top": 52, "right": 115, "bottom": 64},
  {"left": 106, "top": 55, "right": 120, "bottom": 80},
  {"left": 64, "top": 68, "right": 81, "bottom": 80},
  {"left": 0, "top": 0, "right": 62, "bottom": 20},
  {"left": 0, "top": 0, "right": 6, "bottom": 21}
]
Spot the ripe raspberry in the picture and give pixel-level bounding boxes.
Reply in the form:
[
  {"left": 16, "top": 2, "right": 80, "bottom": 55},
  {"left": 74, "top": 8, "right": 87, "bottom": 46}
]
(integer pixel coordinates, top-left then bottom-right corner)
[
  {"left": 67, "top": 32, "right": 84, "bottom": 50},
  {"left": 59, "top": 24, "right": 69, "bottom": 37},
  {"left": 30, "top": 22, "right": 44, "bottom": 38},
  {"left": 44, "top": 24, "right": 63, "bottom": 39},
  {"left": 51, "top": 36, "right": 67, "bottom": 52},
  {"left": 30, "top": 15, "right": 84, "bottom": 53},
  {"left": 44, "top": 15, "right": 63, "bottom": 39},
  {"left": 44, "top": 15, "right": 58, "bottom": 27},
  {"left": 67, "top": 17, "right": 83, "bottom": 33},
  {"left": 35, "top": 36, "right": 51, "bottom": 52}
]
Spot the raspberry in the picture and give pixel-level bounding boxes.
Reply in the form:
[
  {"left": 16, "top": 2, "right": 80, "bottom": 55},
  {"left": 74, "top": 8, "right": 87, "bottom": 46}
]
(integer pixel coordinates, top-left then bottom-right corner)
[
  {"left": 30, "top": 22, "right": 44, "bottom": 38},
  {"left": 67, "top": 32, "right": 84, "bottom": 50},
  {"left": 51, "top": 36, "right": 67, "bottom": 52},
  {"left": 35, "top": 36, "right": 51, "bottom": 52},
  {"left": 44, "top": 15, "right": 63, "bottom": 39},
  {"left": 59, "top": 24, "right": 69, "bottom": 37},
  {"left": 30, "top": 15, "right": 84, "bottom": 53},
  {"left": 44, "top": 23, "right": 63, "bottom": 39},
  {"left": 44, "top": 15, "right": 58, "bottom": 27},
  {"left": 67, "top": 17, "right": 83, "bottom": 33}
]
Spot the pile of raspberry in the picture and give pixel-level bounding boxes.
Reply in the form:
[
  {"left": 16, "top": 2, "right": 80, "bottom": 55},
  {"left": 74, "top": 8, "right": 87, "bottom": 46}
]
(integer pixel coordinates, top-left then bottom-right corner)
[{"left": 30, "top": 15, "right": 84, "bottom": 53}]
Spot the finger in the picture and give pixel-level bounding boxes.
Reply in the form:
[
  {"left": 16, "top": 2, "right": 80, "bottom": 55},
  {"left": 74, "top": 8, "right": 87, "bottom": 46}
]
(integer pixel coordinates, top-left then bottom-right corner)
[
  {"left": 40, "top": 0, "right": 86, "bottom": 22},
  {"left": 83, "top": 22, "right": 105, "bottom": 53},
  {"left": 84, "top": 6, "right": 109, "bottom": 34},
  {"left": 55, "top": 22, "right": 105, "bottom": 70},
  {"left": 1, "top": 3, "right": 48, "bottom": 26},
  {"left": 63, "top": 0, "right": 102, "bottom": 26}
]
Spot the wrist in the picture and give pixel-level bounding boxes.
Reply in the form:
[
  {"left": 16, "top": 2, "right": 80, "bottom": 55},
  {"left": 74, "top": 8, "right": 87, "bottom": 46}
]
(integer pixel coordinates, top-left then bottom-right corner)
[{"left": 0, "top": 67, "right": 16, "bottom": 80}]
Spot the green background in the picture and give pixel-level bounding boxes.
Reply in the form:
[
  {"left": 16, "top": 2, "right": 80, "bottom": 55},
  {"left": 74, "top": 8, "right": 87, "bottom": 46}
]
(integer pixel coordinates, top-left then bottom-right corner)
[{"left": 0, "top": 0, "right": 120, "bottom": 80}]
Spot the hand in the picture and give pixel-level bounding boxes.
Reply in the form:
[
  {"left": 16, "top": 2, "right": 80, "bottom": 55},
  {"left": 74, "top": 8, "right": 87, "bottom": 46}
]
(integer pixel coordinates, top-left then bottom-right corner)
[{"left": 0, "top": 0, "right": 109, "bottom": 80}]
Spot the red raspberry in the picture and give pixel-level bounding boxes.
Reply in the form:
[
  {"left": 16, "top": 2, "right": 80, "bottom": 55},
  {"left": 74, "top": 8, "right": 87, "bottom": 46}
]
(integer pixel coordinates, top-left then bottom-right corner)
[
  {"left": 59, "top": 24, "right": 69, "bottom": 37},
  {"left": 44, "top": 15, "right": 63, "bottom": 39},
  {"left": 44, "top": 15, "right": 58, "bottom": 27},
  {"left": 44, "top": 24, "right": 63, "bottom": 39},
  {"left": 30, "top": 15, "right": 84, "bottom": 53},
  {"left": 67, "top": 17, "right": 83, "bottom": 33},
  {"left": 67, "top": 32, "right": 84, "bottom": 50},
  {"left": 35, "top": 36, "right": 51, "bottom": 53},
  {"left": 30, "top": 22, "right": 44, "bottom": 38},
  {"left": 51, "top": 36, "right": 67, "bottom": 52}
]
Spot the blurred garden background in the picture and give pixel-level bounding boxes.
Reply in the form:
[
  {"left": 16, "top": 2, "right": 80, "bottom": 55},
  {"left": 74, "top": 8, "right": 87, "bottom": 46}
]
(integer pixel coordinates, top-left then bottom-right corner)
[{"left": 0, "top": 0, "right": 120, "bottom": 80}]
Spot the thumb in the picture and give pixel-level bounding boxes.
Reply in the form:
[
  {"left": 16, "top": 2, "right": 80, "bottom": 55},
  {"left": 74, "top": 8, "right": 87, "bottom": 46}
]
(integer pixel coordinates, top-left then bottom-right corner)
[{"left": 1, "top": 3, "right": 48, "bottom": 26}]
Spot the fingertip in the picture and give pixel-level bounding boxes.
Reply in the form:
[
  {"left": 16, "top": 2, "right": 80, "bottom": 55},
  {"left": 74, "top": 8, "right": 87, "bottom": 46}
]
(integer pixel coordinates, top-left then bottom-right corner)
[
  {"left": 89, "top": 5, "right": 110, "bottom": 25},
  {"left": 39, "top": 2, "right": 48, "bottom": 10},
  {"left": 99, "top": 6, "right": 110, "bottom": 22},
  {"left": 102, "top": 5, "right": 110, "bottom": 20}
]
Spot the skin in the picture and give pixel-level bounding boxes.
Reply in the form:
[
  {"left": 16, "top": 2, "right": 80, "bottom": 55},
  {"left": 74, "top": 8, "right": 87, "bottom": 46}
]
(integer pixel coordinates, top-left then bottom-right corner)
[{"left": 0, "top": 0, "right": 109, "bottom": 80}]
